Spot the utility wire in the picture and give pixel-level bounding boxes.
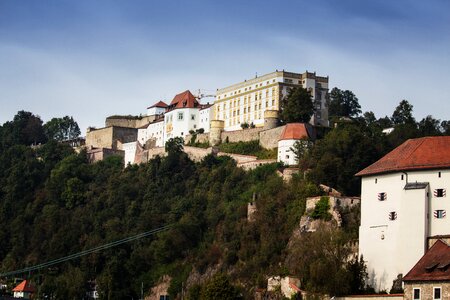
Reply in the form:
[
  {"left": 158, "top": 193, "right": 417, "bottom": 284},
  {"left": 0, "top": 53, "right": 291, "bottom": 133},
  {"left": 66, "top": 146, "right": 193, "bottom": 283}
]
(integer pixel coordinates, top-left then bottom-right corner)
[{"left": 0, "top": 224, "right": 174, "bottom": 277}]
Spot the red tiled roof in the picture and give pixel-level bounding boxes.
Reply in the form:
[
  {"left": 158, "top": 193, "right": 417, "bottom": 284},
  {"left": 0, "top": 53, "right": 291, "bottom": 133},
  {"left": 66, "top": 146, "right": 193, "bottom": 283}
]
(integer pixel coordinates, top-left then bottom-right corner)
[
  {"left": 403, "top": 240, "right": 450, "bottom": 282},
  {"left": 168, "top": 90, "right": 199, "bottom": 110},
  {"left": 147, "top": 101, "right": 168, "bottom": 109},
  {"left": 12, "top": 280, "right": 36, "bottom": 293},
  {"left": 279, "top": 123, "right": 310, "bottom": 141},
  {"left": 356, "top": 136, "right": 450, "bottom": 176}
]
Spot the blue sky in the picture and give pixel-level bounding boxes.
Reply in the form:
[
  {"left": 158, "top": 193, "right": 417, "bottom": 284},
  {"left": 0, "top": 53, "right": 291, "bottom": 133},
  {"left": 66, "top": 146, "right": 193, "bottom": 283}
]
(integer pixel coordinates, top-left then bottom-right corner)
[{"left": 1, "top": 0, "right": 449, "bottom": 132}]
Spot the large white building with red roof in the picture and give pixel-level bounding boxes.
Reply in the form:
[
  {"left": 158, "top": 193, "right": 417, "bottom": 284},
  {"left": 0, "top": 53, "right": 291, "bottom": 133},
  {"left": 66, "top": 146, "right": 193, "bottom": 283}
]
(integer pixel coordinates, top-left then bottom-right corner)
[{"left": 356, "top": 136, "right": 450, "bottom": 292}]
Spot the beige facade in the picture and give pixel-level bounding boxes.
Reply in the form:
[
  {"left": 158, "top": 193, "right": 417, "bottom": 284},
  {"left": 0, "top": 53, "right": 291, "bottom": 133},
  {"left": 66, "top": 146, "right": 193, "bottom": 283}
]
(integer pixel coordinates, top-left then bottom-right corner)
[
  {"left": 214, "top": 70, "right": 329, "bottom": 131},
  {"left": 404, "top": 282, "right": 450, "bottom": 300},
  {"left": 86, "top": 126, "right": 137, "bottom": 150}
]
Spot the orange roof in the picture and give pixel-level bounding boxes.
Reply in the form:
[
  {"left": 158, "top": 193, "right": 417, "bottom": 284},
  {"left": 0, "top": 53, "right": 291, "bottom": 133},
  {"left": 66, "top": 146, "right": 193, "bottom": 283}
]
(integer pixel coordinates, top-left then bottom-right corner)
[
  {"left": 279, "top": 123, "right": 311, "bottom": 141},
  {"left": 147, "top": 101, "right": 168, "bottom": 109},
  {"left": 356, "top": 136, "right": 450, "bottom": 176},
  {"left": 168, "top": 90, "right": 199, "bottom": 110},
  {"left": 12, "top": 280, "right": 36, "bottom": 293},
  {"left": 403, "top": 240, "right": 450, "bottom": 281}
]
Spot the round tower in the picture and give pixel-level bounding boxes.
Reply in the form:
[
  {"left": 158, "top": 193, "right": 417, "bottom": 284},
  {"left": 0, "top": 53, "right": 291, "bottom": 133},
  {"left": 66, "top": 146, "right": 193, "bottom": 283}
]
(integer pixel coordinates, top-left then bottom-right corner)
[
  {"left": 264, "top": 110, "right": 279, "bottom": 130},
  {"left": 209, "top": 120, "right": 225, "bottom": 146}
]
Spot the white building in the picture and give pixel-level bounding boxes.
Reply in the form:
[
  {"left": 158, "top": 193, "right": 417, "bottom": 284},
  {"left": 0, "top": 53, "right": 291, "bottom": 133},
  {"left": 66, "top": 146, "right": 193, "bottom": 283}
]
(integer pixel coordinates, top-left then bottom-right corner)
[
  {"left": 214, "top": 70, "right": 329, "bottom": 131},
  {"left": 147, "top": 101, "right": 168, "bottom": 117},
  {"left": 199, "top": 104, "right": 213, "bottom": 133},
  {"left": 356, "top": 136, "right": 450, "bottom": 292},
  {"left": 277, "top": 123, "right": 313, "bottom": 166},
  {"left": 163, "top": 90, "right": 204, "bottom": 144}
]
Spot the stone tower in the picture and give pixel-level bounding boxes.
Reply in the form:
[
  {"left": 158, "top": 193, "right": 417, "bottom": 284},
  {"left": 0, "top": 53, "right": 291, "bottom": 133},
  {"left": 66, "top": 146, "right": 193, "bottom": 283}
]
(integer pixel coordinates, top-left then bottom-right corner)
[
  {"left": 209, "top": 120, "right": 225, "bottom": 146},
  {"left": 264, "top": 110, "right": 279, "bottom": 130}
]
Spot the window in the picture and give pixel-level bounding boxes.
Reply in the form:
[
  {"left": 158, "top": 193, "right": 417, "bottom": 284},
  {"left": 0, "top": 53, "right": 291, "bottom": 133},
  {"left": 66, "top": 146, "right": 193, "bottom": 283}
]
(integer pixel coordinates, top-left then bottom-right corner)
[
  {"left": 413, "top": 288, "right": 420, "bottom": 300},
  {"left": 160, "top": 295, "right": 170, "bottom": 300},
  {"left": 401, "top": 174, "right": 404, "bottom": 180},
  {"left": 286, "top": 155, "right": 289, "bottom": 159},
  {"left": 434, "top": 287, "right": 441, "bottom": 300},
  {"left": 439, "top": 172, "right": 441, "bottom": 178},
  {"left": 191, "top": 114, "right": 195, "bottom": 120},
  {"left": 378, "top": 192, "right": 387, "bottom": 201},
  {"left": 177, "top": 112, "right": 183, "bottom": 120},
  {"left": 388, "top": 211, "right": 397, "bottom": 221},
  {"left": 375, "top": 178, "right": 378, "bottom": 184},
  {"left": 434, "top": 210, "right": 446, "bottom": 219},
  {"left": 434, "top": 189, "right": 446, "bottom": 197}
]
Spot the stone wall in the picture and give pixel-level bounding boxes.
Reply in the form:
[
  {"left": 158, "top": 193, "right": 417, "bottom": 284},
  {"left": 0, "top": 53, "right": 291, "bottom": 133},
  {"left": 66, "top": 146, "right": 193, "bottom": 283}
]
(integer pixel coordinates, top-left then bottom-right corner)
[
  {"left": 184, "top": 133, "right": 210, "bottom": 145},
  {"left": 217, "top": 152, "right": 258, "bottom": 164},
  {"left": 105, "top": 115, "right": 155, "bottom": 128},
  {"left": 238, "top": 159, "right": 277, "bottom": 171},
  {"left": 86, "top": 126, "right": 137, "bottom": 150},
  {"left": 220, "top": 127, "right": 263, "bottom": 143},
  {"left": 146, "top": 147, "right": 166, "bottom": 160},
  {"left": 86, "top": 147, "right": 124, "bottom": 163},
  {"left": 145, "top": 275, "right": 171, "bottom": 300},
  {"left": 259, "top": 125, "right": 286, "bottom": 149},
  {"left": 183, "top": 146, "right": 213, "bottom": 162},
  {"left": 404, "top": 282, "right": 450, "bottom": 300},
  {"left": 86, "top": 127, "right": 114, "bottom": 149},
  {"left": 336, "top": 295, "right": 404, "bottom": 300}
]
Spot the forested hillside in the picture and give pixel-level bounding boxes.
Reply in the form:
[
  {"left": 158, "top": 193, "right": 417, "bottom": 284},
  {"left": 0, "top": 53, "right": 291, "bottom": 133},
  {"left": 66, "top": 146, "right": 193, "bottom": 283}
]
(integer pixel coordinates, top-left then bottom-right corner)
[{"left": 0, "top": 100, "right": 448, "bottom": 299}]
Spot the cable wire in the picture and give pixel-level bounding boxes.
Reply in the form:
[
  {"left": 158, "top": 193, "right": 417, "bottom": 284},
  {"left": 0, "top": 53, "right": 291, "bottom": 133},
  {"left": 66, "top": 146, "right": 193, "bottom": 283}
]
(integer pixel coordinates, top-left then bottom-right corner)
[{"left": 0, "top": 224, "right": 174, "bottom": 277}]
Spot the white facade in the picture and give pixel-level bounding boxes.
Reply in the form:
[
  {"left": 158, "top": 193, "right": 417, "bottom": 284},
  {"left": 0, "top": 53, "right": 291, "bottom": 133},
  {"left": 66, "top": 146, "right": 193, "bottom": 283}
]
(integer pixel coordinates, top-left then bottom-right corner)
[
  {"left": 278, "top": 139, "right": 298, "bottom": 166},
  {"left": 359, "top": 169, "right": 450, "bottom": 291},
  {"left": 147, "top": 106, "right": 166, "bottom": 117},
  {"left": 199, "top": 106, "right": 213, "bottom": 133},
  {"left": 122, "top": 141, "right": 138, "bottom": 166},
  {"left": 164, "top": 108, "right": 200, "bottom": 144},
  {"left": 214, "top": 70, "right": 329, "bottom": 131}
]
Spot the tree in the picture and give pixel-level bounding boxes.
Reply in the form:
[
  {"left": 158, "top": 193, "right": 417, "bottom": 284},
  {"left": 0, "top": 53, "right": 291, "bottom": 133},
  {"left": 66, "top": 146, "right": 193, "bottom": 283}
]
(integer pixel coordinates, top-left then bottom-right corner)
[
  {"left": 391, "top": 100, "right": 415, "bottom": 125},
  {"left": 290, "top": 138, "right": 311, "bottom": 169},
  {"left": 0, "top": 111, "right": 47, "bottom": 148},
  {"left": 280, "top": 87, "right": 314, "bottom": 123},
  {"left": 44, "top": 116, "right": 81, "bottom": 141},
  {"left": 165, "top": 137, "right": 184, "bottom": 155},
  {"left": 418, "top": 115, "right": 441, "bottom": 136},
  {"left": 328, "top": 88, "right": 362, "bottom": 118},
  {"left": 200, "top": 273, "right": 239, "bottom": 300},
  {"left": 441, "top": 120, "right": 450, "bottom": 135}
]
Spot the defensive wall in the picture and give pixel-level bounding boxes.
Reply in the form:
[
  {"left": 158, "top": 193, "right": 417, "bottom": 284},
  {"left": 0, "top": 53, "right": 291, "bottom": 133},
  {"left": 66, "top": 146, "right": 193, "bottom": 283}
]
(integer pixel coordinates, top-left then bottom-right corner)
[
  {"left": 105, "top": 115, "right": 155, "bottom": 128},
  {"left": 86, "top": 126, "right": 138, "bottom": 150}
]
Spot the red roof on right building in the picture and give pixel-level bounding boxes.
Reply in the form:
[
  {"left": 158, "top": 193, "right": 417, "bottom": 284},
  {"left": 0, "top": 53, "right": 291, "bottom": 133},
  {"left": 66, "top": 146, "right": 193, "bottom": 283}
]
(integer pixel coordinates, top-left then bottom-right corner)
[
  {"left": 356, "top": 136, "right": 450, "bottom": 176},
  {"left": 403, "top": 240, "right": 450, "bottom": 282}
]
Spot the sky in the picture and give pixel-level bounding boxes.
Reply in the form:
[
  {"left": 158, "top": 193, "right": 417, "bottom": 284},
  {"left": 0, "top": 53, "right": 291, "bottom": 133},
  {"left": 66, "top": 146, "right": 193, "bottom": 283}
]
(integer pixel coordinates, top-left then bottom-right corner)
[{"left": 1, "top": 0, "right": 449, "bottom": 133}]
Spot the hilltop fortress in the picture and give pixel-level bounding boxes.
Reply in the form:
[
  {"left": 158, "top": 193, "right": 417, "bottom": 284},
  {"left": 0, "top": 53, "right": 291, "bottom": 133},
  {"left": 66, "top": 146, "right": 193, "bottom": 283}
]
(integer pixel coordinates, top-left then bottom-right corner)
[{"left": 85, "top": 70, "right": 329, "bottom": 165}]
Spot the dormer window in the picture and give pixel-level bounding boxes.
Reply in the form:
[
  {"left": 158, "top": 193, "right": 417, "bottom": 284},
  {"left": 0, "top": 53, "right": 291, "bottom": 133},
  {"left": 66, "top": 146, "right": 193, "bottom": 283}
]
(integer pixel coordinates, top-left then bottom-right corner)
[{"left": 378, "top": 192, "right": 387, "bottom": 201}]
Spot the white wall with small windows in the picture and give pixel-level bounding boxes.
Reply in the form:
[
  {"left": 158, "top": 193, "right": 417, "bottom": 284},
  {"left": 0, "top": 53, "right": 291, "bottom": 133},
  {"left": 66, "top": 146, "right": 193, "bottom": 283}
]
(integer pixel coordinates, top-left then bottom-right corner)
[
  {"left": 278, "top": 139, "right": 299, "bottom": 166},
  {"left": 163, "top": 108, "right": 199, "bottom": 144},
  {"left": 359, "top": 169, "right": 450, "bottom": 292}
]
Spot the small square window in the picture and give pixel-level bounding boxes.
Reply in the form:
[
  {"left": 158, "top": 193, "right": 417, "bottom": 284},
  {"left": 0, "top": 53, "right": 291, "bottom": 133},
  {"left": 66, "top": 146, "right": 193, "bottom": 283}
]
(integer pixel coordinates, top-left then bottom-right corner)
[
  {"left": 388, "top": 211, "right": 397, "bottom": 221},
  {"left": 413, "top": 288, "right": 420, "bottom": 300},
  {"left": 434, "top": 189, "right": 446, "bottom": 197},
  {"left": 191, "top": 114, "right": 195, "bottom": 120},
  {"left": 434, "top": 210, "right": 446, "bottom": 219},
  {"left": 434, "top": 287, "right": 441, "bottom": 300},
  {"left": 378, "top": 192, "right": 387, "bottom": 201},
  {"left": 286, "top": 155, "right": 289, "bottom": 159}
]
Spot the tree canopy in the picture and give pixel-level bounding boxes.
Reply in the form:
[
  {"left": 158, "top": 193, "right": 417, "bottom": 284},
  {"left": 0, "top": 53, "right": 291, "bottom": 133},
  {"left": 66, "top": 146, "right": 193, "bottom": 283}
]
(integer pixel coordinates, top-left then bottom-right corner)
[
  {"left": 44, "top": 116, "right": 81, "bottom": 141},
  {"left": 328, "top": 88, "right": 362, "bottom": 119},
  {"left": 280, "top": 87, "right": 314, "bottom": 123}
]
